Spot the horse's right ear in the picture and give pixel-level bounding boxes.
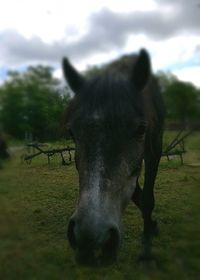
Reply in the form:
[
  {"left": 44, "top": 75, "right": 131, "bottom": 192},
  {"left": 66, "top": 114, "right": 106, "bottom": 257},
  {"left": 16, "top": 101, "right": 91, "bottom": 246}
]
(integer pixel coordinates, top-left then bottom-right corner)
[
  {"left": 132, "top": 49, "right": 151, "bottom": 91},
  {"left": 62, "top": 57, "right": 85, "bottom": 93}
]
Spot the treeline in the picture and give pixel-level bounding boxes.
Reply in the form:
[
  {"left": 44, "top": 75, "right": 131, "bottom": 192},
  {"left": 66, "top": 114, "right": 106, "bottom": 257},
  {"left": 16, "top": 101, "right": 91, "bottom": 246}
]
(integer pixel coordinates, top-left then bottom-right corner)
[
  {"left": 0, "top": 66, "right": 70, "bottom": 141},
  {"left": 157, "top": 71, "right": 200, "bottom": 129},
  {"left": 0, "top": 63, "right": 199, "bottom": 141}
]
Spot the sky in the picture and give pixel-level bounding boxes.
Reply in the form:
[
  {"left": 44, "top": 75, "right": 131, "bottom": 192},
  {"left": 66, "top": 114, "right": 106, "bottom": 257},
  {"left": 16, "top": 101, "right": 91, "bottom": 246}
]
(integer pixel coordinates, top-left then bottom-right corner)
[{"left": 0, "top": 0, "right": 200, "bottom": 87}]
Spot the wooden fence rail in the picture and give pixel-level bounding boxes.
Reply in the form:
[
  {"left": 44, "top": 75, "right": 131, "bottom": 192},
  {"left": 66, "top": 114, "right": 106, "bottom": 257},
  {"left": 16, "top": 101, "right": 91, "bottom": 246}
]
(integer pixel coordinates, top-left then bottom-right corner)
[
  {"left": 162, "top": 130, "right": 192, "bottom": 164},
  {"left": 23, "top": 143, "right": 75, "bottom": 165}
]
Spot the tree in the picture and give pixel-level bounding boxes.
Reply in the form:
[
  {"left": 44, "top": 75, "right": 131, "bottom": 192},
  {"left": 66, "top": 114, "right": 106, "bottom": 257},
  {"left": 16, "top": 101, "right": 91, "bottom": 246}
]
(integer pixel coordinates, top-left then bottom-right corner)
[
  {"left": 156, "top": 71, "right": 177, "bottom": 92},
  {"left": 157, "top": 73, "right": 200, "bottom": 128},
  {"left": 0, "top": 66, "right": 70, "bottom": 140}
]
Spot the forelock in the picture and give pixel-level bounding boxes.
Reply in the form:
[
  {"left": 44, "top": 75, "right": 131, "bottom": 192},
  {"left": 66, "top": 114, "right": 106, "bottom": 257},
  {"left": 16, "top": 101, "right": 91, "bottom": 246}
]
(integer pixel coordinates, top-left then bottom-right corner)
[{"left": 68, "top": 72, "right": 144, "bottom": 131}]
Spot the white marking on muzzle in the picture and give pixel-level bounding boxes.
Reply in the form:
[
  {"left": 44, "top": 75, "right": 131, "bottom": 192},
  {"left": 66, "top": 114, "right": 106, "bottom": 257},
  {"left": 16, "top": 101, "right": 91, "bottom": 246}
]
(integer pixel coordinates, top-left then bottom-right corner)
[{"left": 81, "top": 153, "right": 104, "bottom": 211}]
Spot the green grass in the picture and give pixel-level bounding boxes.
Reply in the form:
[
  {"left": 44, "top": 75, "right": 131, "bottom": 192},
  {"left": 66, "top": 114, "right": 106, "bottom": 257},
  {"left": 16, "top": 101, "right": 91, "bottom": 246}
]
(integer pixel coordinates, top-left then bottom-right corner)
[{"left": 0, "top": 133, "right": 200, "bottom": 279}]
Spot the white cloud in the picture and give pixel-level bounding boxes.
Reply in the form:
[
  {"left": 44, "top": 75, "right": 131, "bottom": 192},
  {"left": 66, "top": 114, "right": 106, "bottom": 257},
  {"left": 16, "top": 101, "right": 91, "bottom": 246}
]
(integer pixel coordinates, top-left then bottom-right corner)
[
  {"left": 0, "top": 0, "right": 200, "bottom": 87},
  {"left": 53, "top": 68, "right": 62, "bottom": 80},
  {"left": 0, "top": 0, "right": 157, "bottom": 42},
  {"left": 173, "top": 66, "right": 200, "bottom": 88}
]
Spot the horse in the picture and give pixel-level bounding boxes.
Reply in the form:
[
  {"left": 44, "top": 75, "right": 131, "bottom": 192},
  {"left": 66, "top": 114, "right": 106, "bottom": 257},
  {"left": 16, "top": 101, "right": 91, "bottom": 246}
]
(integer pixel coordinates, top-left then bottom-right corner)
[{"left": 62, "top": 49, "right": 165, "bottom": 265}]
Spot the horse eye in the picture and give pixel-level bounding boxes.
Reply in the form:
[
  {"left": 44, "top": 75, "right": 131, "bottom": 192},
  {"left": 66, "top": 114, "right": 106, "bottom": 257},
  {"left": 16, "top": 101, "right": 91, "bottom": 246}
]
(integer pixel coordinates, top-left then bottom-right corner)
[
  {"left": 129, "top": 165, "right": 141, "bottom": 177},
  {"left": 136, "top": 122, "right": 146, "bottom": 136},
  {"left": 68, "top": 128, "right": 75, "bottom": 140}
]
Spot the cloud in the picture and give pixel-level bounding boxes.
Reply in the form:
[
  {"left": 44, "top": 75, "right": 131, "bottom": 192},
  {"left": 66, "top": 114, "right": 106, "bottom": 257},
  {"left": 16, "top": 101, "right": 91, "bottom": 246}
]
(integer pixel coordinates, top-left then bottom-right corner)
[
  {"left": 0, "top": 0, "right": 200, "bottom": 69},
  {"left": 195, "top": 45, "right": 200, "bottom": 54},
  {"left": 174, "top": 66, "right": 200, "bottom": 88},
  {"left": 88, "top": 0, "right": 200, "bottom": 41},
  {"left": 0, "top": 27, "right": 122, "bottom": 68}
]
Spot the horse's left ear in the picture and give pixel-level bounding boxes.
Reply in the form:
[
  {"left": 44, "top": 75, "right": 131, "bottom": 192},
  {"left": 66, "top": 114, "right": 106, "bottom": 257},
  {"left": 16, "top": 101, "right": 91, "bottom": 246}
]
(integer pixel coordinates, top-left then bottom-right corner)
[
  {"left": 132, "top": 49, "right": 151, "bottom": 91},
  {"left": 62, "top": 57, "right": 85, "bottom": 93}
]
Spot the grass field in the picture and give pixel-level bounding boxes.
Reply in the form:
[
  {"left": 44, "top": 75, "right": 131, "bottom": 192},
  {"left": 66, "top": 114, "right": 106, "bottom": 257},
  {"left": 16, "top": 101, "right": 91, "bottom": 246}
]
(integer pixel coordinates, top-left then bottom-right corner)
[{"left": 0, "top": 132, "right": 200, "bottom": 279}]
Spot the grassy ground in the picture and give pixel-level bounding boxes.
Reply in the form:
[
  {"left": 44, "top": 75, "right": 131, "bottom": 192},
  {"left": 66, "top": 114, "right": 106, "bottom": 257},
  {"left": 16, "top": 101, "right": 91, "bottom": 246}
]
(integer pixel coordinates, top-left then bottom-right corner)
[{"left": 0, "top": 132, "right": 200, "bottom": 279}]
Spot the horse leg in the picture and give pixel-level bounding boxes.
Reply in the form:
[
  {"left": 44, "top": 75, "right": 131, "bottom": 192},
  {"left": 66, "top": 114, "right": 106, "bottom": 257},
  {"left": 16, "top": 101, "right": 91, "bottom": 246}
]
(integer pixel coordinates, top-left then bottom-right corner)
[
  {"left": 134, "top": 155, "right": 160, "bottom": 262},
  {"left": 142, "top": 156, "right": 160, "bottom": 238},
  {"left": 131, "top": 161, "right": 159, "bottom": 258},
  {"left": 131, "top": 148, "right": 161, "bottom": 236},
  {"left": 140, "top": 133, "right": 163, "bottom": 260}
]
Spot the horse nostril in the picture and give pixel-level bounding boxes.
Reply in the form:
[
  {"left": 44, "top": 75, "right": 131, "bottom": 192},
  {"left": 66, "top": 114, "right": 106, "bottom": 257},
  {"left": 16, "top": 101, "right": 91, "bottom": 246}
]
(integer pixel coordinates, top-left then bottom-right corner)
[
  {"left": 103, "top": 226, "right": 120, "bottom": 255},
  {"left": 67, "top": 218, "right": 120, "bottom": 261},
  {"left": 67, "top": 218, "right": 77, "bottom": 249}
]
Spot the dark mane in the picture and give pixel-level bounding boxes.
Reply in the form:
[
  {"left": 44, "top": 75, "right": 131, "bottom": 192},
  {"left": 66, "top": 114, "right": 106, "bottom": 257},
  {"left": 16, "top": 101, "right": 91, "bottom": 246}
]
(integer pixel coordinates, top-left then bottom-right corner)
[{"left": 67, "top": 72, "right": 146, "bottom": 139}]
